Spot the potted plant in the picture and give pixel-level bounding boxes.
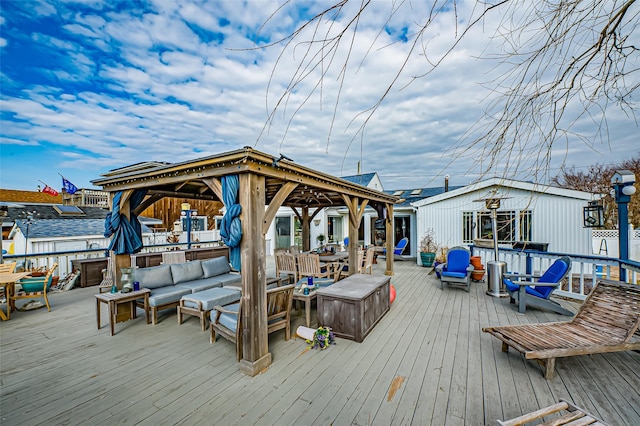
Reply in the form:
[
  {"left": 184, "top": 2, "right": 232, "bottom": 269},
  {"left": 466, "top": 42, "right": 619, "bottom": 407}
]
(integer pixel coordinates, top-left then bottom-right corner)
[
  {"left": 316, "top": 233, "right": 326, "bottom": 249},
  {"left": 419, "top": 229, "right": 438, "bottom": 267},
  {"left": 433, "top": 246, "right": 448, "bottom": 277}
]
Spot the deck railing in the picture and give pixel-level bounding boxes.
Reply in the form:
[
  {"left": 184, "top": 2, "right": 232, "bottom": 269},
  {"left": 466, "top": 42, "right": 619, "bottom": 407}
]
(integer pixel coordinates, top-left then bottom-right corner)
[
  {"left": 3, "top": 240, "right": 221, "bottom": 277},
  {"left": 470, "top": 245, "right": 640, "bottom": 300}
]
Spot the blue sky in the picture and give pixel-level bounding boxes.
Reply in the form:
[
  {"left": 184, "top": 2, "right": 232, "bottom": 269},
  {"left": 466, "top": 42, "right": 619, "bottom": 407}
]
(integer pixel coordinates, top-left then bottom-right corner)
[{"left": 1, "top": 1, "right": 638, "bottom": 193}]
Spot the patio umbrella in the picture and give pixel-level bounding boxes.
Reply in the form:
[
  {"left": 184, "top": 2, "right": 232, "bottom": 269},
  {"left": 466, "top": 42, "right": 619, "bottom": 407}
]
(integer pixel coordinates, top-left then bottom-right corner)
[
  {"left": 220, "top": 175, "right": 242, "bottom": 271},
  {"left": 104, "top": 189, "right": 148, "bottom": 254}
]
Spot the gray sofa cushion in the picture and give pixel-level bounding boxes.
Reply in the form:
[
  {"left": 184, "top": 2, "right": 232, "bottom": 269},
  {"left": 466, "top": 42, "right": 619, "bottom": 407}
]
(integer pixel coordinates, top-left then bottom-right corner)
[
  {"left": 136, "top": 265, "right": 173, "bottom": 289},
  {"left": 211, "top": 302, "right": 240, "bottom": 331},
  {"left": 207, "top": 273, "right": 242, "bottom": 287},
  {"left": 171, "top": 260, "right": 203, "bottom": 284},
  {"left": 175, "top": 277, "right": 224, "bottom": 293},
  {"left": 148, "top": 286, "right": 191, "bottom": 307},
  {"left": 181, "top": 287, "right": 241, "bottom": 311},
  {"left": 201, "top": 257, "right": 231, "bottom": 278}
]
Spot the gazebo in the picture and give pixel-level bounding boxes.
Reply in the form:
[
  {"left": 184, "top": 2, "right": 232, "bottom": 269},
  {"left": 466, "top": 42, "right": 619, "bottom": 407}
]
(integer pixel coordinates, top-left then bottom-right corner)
[{"left": 92, "top": 147, "right": 398, "bottom": 376}]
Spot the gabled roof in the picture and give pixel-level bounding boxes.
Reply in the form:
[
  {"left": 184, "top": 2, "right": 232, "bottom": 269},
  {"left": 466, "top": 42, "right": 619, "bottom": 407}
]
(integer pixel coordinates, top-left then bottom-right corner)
[
  {"left": 340, "top": 173, "right": 377, "bottom": 187},
  {"left": 411, "top": 177, "right": 596, "bottom": 208}
]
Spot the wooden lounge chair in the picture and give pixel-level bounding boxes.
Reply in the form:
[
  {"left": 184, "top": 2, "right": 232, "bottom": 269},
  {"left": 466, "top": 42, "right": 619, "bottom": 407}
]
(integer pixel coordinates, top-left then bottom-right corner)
[
  {"left": 483, "top": 280, "right": 640, "bottom": 379},
  {"left": 497, "top": 399, "right": 609, "bottom": 425}
]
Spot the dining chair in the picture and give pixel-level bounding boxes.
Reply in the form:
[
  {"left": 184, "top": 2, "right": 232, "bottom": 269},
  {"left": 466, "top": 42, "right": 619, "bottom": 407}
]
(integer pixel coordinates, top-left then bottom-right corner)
[
  {"left": 363, "top": 249, "right": 375, "bottom": 274},
  {"left": 275, "top": 252, "right": 297, "bottom": 284},
  {"left": 297, "top": 253, "right": 339, "bottom": 287},
  {"left": 162, "top": 250, "right": 186, "bottom": 265},
  {"left": 98, "top": 257, "right": 114, "bottom": 293},
  {"left": 0, "top": 262, "right": 17, "bottom": 304},
  {"left": 0, "top": 262, "right": 17, "bottom": 274},
  {"left": 339, "top": 249, "right": 365, "bottom": 279}
]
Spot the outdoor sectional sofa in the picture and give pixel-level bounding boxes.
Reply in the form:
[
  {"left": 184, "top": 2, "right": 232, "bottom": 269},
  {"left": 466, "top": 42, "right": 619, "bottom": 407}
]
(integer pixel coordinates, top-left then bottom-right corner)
[{"left": 134, "top": 257, "right": 241, "bottom": 324}]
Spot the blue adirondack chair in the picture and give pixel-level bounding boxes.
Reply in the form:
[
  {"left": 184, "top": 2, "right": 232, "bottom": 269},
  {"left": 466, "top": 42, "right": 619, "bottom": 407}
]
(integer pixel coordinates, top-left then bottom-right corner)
[
  {"left": 435, "top": 246, "right": 473, "bottom": 292},
  {"left": 503, "top": 256, "right": 573, "bottom": 315},
  {"left": 382, "top": 237, "right": 409, "bottom": 256}
]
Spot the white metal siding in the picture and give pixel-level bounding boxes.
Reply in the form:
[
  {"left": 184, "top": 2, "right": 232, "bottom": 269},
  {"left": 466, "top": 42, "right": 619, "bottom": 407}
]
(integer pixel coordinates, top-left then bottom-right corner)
[{"left": 416, "top": 187, "right": 592, "bottom": 255}]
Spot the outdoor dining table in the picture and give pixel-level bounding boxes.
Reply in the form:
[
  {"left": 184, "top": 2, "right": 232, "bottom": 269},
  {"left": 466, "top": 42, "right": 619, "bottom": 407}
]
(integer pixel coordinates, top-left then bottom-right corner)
[
  {"left": 315, "top": 252, "right": 349, "bottom": 263},
  {"left": 0, "top": 272, "right": 31, "bottom": 320}
]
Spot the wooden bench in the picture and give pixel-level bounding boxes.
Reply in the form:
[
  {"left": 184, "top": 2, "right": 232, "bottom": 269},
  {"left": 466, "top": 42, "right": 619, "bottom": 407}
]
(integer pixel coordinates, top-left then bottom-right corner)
[{"left": 483, "top": 279, "right": 640, "bottom": 379}]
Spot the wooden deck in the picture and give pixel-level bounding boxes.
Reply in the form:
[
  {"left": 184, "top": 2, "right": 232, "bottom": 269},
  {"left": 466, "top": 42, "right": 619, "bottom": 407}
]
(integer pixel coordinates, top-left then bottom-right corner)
[{"left": 1, "top": 260, "right": 639, "bottom": 425}]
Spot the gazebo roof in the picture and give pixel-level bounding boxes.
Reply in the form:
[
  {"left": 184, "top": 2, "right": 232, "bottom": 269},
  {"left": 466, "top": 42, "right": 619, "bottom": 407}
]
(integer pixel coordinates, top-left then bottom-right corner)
[{"left": 92, "top": 147, "right": 398, "bottom": 208}]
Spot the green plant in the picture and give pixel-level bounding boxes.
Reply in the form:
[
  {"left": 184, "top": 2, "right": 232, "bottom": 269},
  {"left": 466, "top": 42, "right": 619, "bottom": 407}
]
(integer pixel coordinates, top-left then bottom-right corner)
[
  {"left": 419, "top": 229, "right": 438, "bottom": 253},
  {"left": 435, "top": 246, "right": 449, "bottom": 263},
  {"left": 306, "top": 326, "right": 335, "bottom": 350},
  {"left": 316, "top": 233, "right": 326, "bottom": 244}
]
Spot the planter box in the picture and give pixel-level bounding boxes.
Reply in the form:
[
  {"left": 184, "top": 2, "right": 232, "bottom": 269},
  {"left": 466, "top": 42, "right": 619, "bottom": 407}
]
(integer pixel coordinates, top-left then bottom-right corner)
[
  {"left": 420, "top": 252, "right": 435, "bottom": 267},
  {"left": 317, "top": 274, "right": 390, "bottom": 342}
]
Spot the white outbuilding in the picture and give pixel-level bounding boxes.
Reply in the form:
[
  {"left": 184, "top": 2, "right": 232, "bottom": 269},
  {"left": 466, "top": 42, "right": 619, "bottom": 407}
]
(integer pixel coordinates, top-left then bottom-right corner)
[{"left": 412, "top": 178, "right": 597, "bottom": 258}]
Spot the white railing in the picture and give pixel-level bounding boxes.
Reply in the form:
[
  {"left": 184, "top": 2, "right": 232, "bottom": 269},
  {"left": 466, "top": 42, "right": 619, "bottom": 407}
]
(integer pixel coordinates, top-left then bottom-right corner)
[
  {"left": 471, "top": 246, "right": 639, "bottom": 300},
  {"left": 3, "top": 240, "right": 221, "bottom": 278}
]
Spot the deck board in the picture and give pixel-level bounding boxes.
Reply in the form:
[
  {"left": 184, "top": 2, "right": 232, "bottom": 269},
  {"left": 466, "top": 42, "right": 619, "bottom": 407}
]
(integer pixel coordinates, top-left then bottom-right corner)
[{"left": 1, "top": 259, "right": 639, "bottom": 425}]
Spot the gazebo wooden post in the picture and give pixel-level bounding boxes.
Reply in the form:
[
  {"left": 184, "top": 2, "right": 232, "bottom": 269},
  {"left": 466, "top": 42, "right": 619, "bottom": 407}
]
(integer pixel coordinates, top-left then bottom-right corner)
[
  {"left": 301, "top": 207, "right": 310, "bottom": 252},
  {"left": 106, "top": 191, "right": 136, "bottom": 290},
  {"left": 385, "top": 202, "right": 394, "bottom": 276},
  {"left": 342, "top": 195, "right": 369, "bottom": 275},
  {"left": 238, "top": 173, "right": 271, "bottom": 376}
]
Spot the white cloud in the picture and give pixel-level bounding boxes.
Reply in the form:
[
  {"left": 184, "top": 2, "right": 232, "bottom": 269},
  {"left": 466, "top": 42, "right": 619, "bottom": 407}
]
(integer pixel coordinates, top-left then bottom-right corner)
[{"left": 0, "top": 0, "right": 637, "bottom": 192}]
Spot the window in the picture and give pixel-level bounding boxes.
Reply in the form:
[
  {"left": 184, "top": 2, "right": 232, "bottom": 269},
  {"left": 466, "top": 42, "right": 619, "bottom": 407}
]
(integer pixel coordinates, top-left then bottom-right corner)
[
  {"left": 462, "top": 212, "right": 474, "bottom": 243},
  {"left": 410, "top": 189, "right": 422, "bottom": 196},
  {"left": 519, "top": 210, "right": 532, "bottom": 242},
  {"left": 275, "top": 216, "right": 291, "bottom": 249},
  {"left": 477, "top": 211, "right": 516, "bottom": 243},
  {"left": 327, "top": 216, "right": 343, "bottom": 243},
  {"left": 392, "top": 190, "right": 404, "bottom": 196},
  {"left": 463, "top": 210, "right": 531, "bottom": 244}
]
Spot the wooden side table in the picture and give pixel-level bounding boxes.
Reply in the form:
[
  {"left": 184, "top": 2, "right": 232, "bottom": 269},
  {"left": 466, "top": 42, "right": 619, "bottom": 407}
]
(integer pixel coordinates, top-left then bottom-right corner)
[
  {"left": 95, "top": 289, "right": 150, "bottom": 336},
  {"left": 292, "top": 287, "right": 318, "bottom": 327}
]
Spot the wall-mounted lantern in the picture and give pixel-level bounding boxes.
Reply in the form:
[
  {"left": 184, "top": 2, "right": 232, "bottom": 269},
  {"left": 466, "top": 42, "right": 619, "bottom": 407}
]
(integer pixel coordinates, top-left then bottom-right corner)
[{"left": 583, "top": 201, "right": 604, "bottom": 228}]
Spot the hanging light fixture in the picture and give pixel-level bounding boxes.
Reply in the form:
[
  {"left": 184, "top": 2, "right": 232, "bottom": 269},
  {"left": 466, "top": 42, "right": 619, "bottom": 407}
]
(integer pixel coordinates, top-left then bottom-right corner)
[{"left": 582, "top": 201, "right": 604, "bottom": 228}]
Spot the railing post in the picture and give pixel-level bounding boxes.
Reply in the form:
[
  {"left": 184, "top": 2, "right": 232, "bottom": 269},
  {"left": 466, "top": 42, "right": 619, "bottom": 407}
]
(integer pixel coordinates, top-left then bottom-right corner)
[{"left": 525, "top": 252, "right": 533, "bottom": 276}]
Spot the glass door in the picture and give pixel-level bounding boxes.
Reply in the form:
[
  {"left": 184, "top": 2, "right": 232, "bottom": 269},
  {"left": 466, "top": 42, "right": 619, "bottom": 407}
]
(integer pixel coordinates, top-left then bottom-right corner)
[{"left": 275, "top": 216, "right": 291, "bottom": 250}]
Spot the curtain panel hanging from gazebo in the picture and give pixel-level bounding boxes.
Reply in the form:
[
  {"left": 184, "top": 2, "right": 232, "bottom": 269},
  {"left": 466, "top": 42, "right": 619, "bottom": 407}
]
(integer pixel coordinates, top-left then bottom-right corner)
[
  {"left": 220, "top": 175, "right": 242, "bottom": 271},
  {"left": 103, "top": 189, "right": 148, "bottom": 254}
]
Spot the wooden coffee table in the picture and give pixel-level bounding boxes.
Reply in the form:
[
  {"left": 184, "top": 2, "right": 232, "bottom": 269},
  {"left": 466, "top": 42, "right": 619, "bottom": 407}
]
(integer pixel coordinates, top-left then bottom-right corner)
[{"left": 95, "top": 289, "right": 150, "bottom": 336}]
